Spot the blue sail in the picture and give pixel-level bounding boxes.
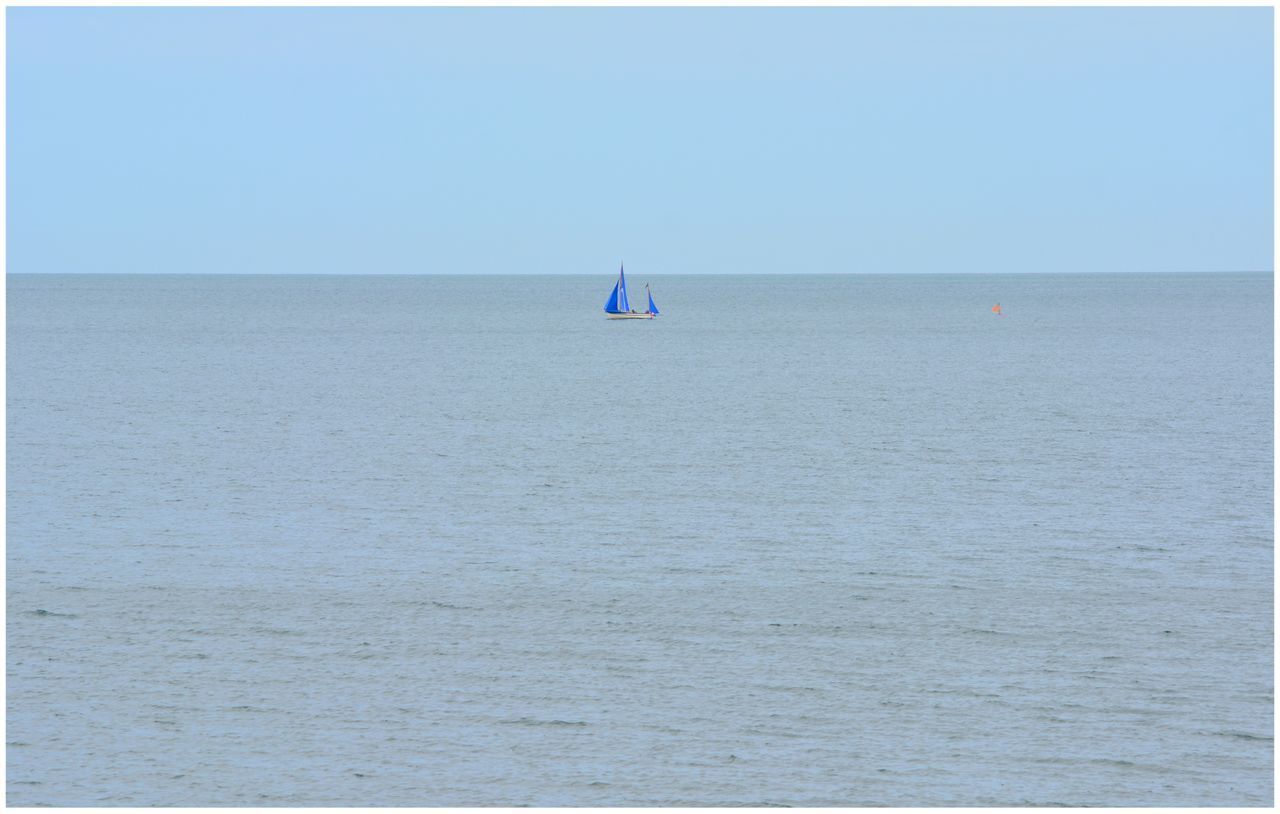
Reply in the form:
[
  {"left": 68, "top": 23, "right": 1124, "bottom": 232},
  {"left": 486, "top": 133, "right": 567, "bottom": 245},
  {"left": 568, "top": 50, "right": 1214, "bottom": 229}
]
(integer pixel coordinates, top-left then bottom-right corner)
[
  {"left": 647, "top": 288, "right": 659, "bottom": 315},
  {"left": 616, "top": 264, "right": 630, "bottom": 312},
  {"left": 604, "top": 263, "right": 639, "bottom": 314},
  {"left": 605, "top": 264, "right": 630, "bottom": 313}
]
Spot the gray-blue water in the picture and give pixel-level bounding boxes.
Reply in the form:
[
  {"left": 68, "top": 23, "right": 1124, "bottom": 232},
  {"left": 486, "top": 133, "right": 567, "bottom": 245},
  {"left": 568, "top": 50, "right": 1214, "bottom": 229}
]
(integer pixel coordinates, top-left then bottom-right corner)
[{"left": 7, "top": 272, "right": 1273, "bottom": 806}]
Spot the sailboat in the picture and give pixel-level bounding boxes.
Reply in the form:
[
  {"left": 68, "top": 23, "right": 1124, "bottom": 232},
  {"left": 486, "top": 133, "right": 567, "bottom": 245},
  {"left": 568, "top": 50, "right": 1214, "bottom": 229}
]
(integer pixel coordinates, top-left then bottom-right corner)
[{"left": 604, "top": 263, "right": 659, "bottom": 319}]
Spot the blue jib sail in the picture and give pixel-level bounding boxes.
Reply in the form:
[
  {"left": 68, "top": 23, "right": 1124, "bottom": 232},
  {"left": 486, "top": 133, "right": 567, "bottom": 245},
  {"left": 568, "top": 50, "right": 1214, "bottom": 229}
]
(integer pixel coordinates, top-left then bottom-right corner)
[
  {"left": 647, "top": 289, "right": 659, "bottom": 315},
  {"left": 604, "top": 281, "right": 622, "bottom": 313}
]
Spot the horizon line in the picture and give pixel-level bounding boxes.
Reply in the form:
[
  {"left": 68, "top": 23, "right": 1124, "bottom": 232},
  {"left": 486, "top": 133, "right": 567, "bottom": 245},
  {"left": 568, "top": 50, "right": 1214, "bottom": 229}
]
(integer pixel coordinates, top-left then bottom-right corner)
[{"left": 8, "top": 270, "right": 1274, "bottom": 277}]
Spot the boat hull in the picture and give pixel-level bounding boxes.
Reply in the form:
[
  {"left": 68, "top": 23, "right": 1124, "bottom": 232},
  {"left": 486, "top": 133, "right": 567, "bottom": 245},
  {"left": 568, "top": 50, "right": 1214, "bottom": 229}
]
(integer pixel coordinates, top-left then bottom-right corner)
[{"left": 606, "top": 312, "right": 655, "bottom": 319}]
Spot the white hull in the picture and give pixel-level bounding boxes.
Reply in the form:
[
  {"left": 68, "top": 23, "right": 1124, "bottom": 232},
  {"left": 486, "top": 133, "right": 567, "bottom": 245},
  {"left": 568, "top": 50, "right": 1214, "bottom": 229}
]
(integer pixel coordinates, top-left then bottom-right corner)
[{"left": 606, "top": 312, "right": 655, "bottom": 320}]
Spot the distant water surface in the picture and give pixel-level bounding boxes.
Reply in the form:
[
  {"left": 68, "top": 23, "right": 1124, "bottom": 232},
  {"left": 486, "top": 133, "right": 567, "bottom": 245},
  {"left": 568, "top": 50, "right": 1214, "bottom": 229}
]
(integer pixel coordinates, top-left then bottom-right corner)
[{"left": 7, "top": 272, "right": 1273, "bottom": 805}]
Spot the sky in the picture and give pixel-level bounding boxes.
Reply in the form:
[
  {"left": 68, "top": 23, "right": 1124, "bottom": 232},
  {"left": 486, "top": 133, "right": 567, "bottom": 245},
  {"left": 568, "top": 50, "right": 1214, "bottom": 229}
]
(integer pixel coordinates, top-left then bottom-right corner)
[{"left": 7, "top": 7, "right": 1274, "bottom": 275}]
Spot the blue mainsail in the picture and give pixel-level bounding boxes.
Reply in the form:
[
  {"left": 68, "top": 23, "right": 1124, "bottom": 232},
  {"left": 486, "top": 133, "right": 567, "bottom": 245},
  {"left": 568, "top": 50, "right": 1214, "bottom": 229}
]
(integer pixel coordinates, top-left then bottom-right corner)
[{"left": 604, "top": 263, "right": 630, "bottom": 313}]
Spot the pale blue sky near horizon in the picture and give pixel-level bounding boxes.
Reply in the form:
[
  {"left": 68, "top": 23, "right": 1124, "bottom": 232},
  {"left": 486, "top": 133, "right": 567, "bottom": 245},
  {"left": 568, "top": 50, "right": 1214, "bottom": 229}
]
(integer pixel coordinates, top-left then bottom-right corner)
[{"left": 8, "top": 7, "right": 1274, "bottom": 275}]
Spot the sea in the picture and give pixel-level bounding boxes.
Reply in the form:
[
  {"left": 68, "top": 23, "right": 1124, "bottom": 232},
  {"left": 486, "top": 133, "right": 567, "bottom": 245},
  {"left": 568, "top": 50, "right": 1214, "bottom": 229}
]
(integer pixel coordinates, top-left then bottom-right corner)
[{"left": 6, "top": 272, "right": 1273, "bottom": 806}]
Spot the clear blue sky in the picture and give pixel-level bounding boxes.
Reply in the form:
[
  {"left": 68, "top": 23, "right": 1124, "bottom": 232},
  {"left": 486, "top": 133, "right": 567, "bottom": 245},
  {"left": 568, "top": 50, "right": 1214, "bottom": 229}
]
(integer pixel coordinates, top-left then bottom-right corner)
[{"left": 8, "top": 7, "right": 1273, "bottom": 274}]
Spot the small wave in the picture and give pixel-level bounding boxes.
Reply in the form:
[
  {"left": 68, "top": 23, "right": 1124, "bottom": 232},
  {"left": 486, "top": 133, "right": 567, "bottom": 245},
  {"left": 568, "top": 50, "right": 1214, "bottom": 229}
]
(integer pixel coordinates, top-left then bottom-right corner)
[
  {"left": 664, "top": 801, "right": 789, "bottom": 808},
  {"left": 985, "top": 801, "right": 1081, "bottom": 808},
  {"left": 499, "top": 717, "right": 588, "bottom": 727},
  {"left": 756, "top": 685, "right": 823, "bottom": 694},
  {"left": 25, "top": 609, "right": 77, "bottom": 618},
  {"left": 1212, "top": 731, "right": 1272, "bottom": 742},
  {"left": 392, "top": 599, "right": 475, "bottom": 610}
]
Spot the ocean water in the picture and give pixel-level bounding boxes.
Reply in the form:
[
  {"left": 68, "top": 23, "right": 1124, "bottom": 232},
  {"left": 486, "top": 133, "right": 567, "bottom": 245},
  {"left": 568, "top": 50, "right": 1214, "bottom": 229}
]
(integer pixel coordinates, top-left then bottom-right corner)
[{"left": 7, "top": 272, "right": 1273, "bottom": 806}]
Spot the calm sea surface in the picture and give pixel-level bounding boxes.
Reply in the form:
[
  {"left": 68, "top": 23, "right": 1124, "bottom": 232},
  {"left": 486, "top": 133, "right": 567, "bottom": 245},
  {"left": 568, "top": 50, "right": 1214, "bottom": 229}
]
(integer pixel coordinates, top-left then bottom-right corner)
[{"left": 7, "top": 272, "right": 1273, "bottom": 806}]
